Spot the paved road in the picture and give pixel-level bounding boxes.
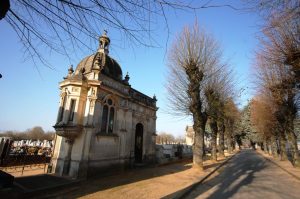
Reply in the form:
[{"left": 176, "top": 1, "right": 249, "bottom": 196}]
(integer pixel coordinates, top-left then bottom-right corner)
[{"left": 185, "top": 149, "right": 300, "bottom": 199}]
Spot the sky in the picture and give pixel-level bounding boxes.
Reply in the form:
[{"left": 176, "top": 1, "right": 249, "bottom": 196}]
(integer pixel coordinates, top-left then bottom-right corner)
[{"left": 0, "top": 1, "right": 261, "bottom": 136}]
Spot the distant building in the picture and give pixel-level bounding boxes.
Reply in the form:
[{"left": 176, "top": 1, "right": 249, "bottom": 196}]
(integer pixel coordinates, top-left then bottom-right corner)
[
  {"left": 185, "top": 126, "right": 212, "bottom": 148},
  {"left": 185, "top": 126, "right": 195, "bottom": 146},
  {"left": 52, "top": 32, "right": 157, "bottom": 179}
]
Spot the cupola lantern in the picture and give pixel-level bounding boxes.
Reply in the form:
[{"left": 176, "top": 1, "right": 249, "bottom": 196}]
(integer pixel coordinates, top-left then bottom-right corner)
[{"left": 98, "top": 30, "right": 110, "bottom": 54}]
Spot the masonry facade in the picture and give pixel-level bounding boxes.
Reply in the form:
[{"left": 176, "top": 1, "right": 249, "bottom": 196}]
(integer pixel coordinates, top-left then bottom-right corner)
[
  {"left": 185, "top": 126, "right": 212, "bottom": 148},
  {"left": 52, "top": 32, "right": 157, "bottom": 179}
]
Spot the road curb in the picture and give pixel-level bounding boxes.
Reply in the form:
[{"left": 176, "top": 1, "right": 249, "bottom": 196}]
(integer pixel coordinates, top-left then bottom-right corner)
[
  {"left": 176, "top": 151, "right": 239, "bottom": 199},
  {"left": 257, "top": 151, "right": 300, "bottom": 181}
]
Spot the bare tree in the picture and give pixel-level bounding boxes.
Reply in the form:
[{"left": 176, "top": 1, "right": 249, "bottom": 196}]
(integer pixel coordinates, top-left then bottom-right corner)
[
  {"left": 255, "top": 51, "right": 300, "bottom": 166},
  {"left": 248, "top": 0, "right": 300, "bottom": 80},
  {"left": 223, "top": 98, "right": 240, "bottom": 154},
  {"left": 1, "top": 0, "right": 238, "bottom": 68},
  {"left": 249, "top": 0, "right": 300, "bottom": 166},
  {"left": 204, "top": 65, "right": 235, "bottom": 160},
  {"left": 260, "top": 18, "right": 300, "bottom": 81},
  {"left": 166, "top": 22, "right": 227, "bottom": 169},
  {"left": 156, "top": 132, "right": 175, "bottom": 144},
  {"left": 175, "top": 135, "right": 186, "bottom": 144},
  {"left": 26, "top": 126, "right": 44, "bottom": 140},
  {"left": 245, "top": 0, "right": 299, "bottom": 18},
  {"left": 0, "top": 127, "right": 55, "bottom": 141},
  {"left": 43, "top": 131, "right": 56, "bottom": 141},
  {"left": 250, "top": 94, "right": 281, "bottom": 158}
]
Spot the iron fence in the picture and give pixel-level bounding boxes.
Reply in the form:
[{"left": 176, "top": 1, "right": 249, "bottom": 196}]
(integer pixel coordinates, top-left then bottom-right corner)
[{"left": 0, "top": 155, "right": 51, "bottom": 167}]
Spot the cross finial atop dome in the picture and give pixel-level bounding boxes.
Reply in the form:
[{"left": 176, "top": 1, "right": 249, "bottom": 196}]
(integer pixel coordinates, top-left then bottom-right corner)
[
  {"left": 98, "top": 30, "right": 110, "bottom": 54},
  {"left": 68, "top": 65, "right": 74, "bottom": 74}
]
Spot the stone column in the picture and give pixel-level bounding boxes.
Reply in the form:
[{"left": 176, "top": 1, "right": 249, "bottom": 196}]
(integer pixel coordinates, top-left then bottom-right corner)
[{"left": 62, "top": 138, "right": 74, "bottom": 176}]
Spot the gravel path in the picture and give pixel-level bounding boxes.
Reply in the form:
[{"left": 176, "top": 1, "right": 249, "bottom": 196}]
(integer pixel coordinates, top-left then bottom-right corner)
[{"left": 59, "top": 156, "right": 232, "bottom": 199}]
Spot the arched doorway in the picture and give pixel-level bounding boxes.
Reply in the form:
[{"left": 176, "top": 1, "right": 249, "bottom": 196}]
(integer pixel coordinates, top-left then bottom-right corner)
[{"left": 134, "top": 123, "right": 143, "bottom": 163}]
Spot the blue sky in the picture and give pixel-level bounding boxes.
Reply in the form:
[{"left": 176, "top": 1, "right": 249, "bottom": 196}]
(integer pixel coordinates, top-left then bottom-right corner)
[{"left": 0, "top": 1, "right": 260, "bottom": 136}]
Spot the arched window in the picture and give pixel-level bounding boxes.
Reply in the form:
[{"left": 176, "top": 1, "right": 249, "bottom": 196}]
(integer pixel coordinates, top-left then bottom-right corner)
[
  {"left": 108, "top": 107, "right": 114, "bottom": 133},
  {"left": 101, "top": 105, "right": 108, "bottom": 133},
  {"left": 101, "top": 98, "right": 115, "bottom": 134}
]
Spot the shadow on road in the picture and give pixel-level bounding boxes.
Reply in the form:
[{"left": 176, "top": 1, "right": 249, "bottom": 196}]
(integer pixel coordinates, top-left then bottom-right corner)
[{"left": 162, "top": 149, "right": 267, "bottom": 199}]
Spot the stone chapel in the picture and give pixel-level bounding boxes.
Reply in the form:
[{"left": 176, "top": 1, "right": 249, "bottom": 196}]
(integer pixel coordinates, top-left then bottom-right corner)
[{"left": 52, "top": 32, "right": 157, "bottom": 179}]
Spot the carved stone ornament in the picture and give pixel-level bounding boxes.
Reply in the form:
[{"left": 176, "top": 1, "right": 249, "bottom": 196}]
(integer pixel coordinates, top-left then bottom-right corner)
[
  {"left": 89, "top": 98, "right": 96, "bottom": 107},
  {"left": 53, "top": 124, "right": 83, "bottom": 140},
  {"left": 60, "top": 91, "right": 67, "bottom": 98}
]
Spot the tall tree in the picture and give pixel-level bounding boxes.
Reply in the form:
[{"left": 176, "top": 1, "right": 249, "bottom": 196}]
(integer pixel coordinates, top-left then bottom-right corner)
[
  {"left": 238, "top": 102, "right": 257, "bottom": 148},
  {"left": 166, "top": 22, "right": 225, "bottom": 169},
  {"left": 204, "top": 65, "right": 235, "bottom": 159},
  {"left": 250, "top": 94, "right": 281, "bottom": 157},
  {"left": 156, "top": 132, "right": 175, "bottom": 144},
  {"left": 249, "top": 0, "right": 300, "bottom": 82},
  {"left": 248, "top": 0, "right": 300, "bottom": 164},
  {"left": 255, "top": 51, "right": 300, "bottom": 166},
  {"left": 223, "top": 98, "right": 240, "bottom": 153}
]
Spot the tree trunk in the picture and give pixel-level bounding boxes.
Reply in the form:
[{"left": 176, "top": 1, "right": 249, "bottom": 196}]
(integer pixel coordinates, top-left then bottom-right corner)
[
  {"left": 286, "top": 127, "right": 300, "bottom": 167},
  {"left": 286, "top": 94, "right": 299, "bottom": 166},
  {"left": 279, "top": 129, "right": 288, "bottom": 161},
  {"left": 266, "top": 138, "right": 272, "bottom": 155},
  {"left": 187, "top": 64, "right": 205, "bottom": 170},
  {"left": 263, "top": 139, "right": 268, "bottom": 154},
  {"left": 226, "top": 133, "right": 233, "bottom": 154},
  {"left": 209, "top": 120, "right": 218, "bottom": 161},
  {"left": 271, "top": 135, "right": 279, "bottom": 159},
  {"left": 193, "top": 120, "right": 205, "bottom": 170},
  {"left": 218, "top": 122, "right": 225, "bottom": 158}
]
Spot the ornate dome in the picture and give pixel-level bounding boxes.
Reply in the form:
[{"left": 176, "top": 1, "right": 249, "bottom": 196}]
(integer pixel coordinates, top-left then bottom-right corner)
[
  {"left": 74, "top": 31, "right": 123, "bottom": 81},
  {"left": 75, "top": 52, "right": 123, "bottom": 81}
]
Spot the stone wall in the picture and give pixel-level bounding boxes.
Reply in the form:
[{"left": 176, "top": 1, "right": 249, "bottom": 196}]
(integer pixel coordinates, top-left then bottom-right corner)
[{"left": 155, "top": 144, "right": 192, "bottom": 164}]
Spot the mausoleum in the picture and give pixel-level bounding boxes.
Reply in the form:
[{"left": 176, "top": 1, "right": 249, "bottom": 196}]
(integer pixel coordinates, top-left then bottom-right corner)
[{"left": 52, "top": 32, "right": 157, "bottom": 179}]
